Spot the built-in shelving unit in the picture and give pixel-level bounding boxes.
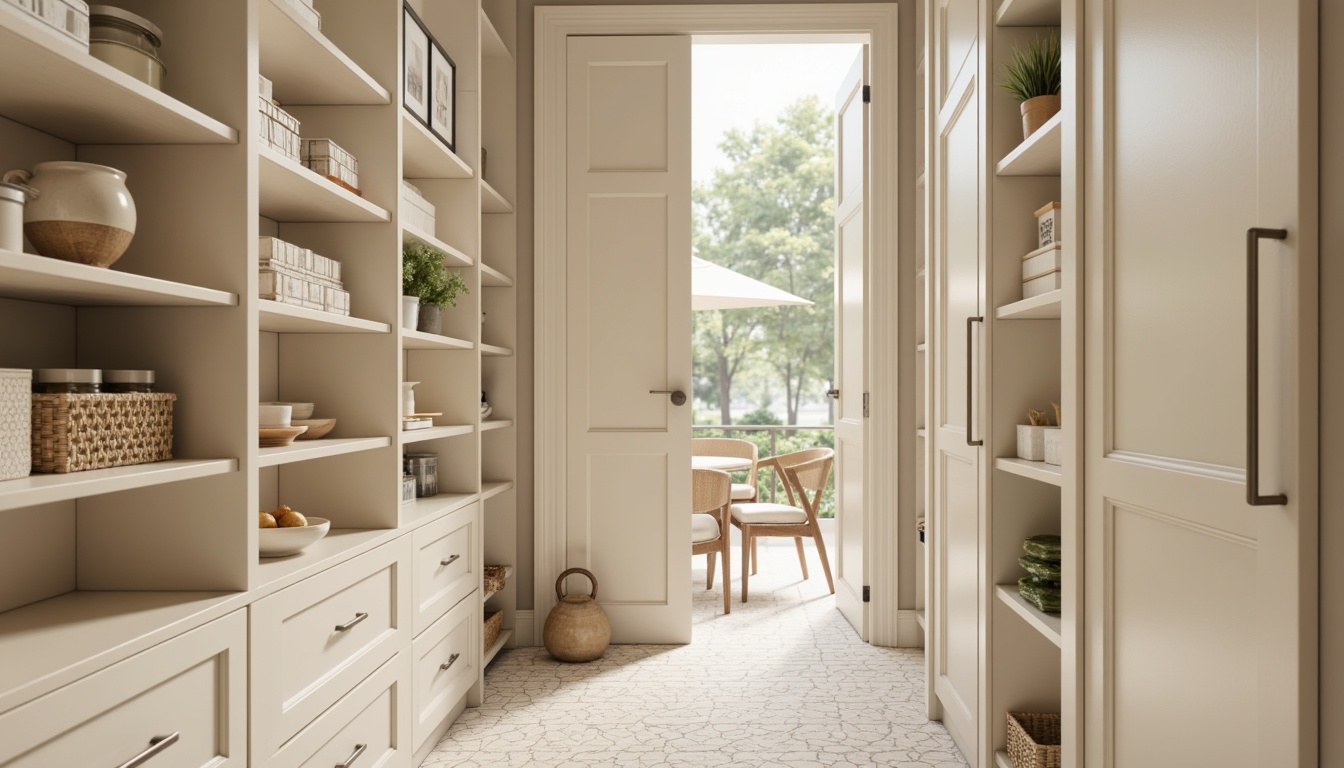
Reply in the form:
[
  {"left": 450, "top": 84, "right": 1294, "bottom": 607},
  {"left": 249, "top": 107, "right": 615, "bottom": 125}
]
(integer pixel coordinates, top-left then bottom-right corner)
[
  {"left": 484, "top": 628, "right": 512, "bottom": 666},
  {"left": 259, "top": 300, "right": 391, "bottom": 334},
  {"left": 402, "top": 114, "right": 474, "bottom": 179},
  {"left": 996, "top": 290, "right": 1062, "bottom": 320},
  {"left": 481, "top": 480, "right": 514, "bottom": 500},
  {"left": 402, "top": 330, "right": 474, "bottom": 351},
  {"left": 258, "top": 438, "right": 390, "bottom": 469},
  {"left": 0, "top": 459, "right": 237, "bottom": 513},
  {"left": 480, "top": 343, "right": 513, "bottom": 357},
  {"left": 480, "top": 263, "right": 513, "bottom": 287},
  {"left": 259, "top": 146, "right": 391, "bottom": 222},
  {"left": 257, "top": 0, "right": 388, "bottom": 105},
  {"left": 995, "top": 112, "right": 1062, "bottom": 176},
  {"left": 481, "top": 180, "right": 513, "bottom": 213},
  {"left": 994, "top": 0, "right": 1061, "bottom": 26},
  {"left": 401, "top": 425, "right": 475, "bottom": 444},
  {"left": 402, "top": 224, "right": 473, "bottom": 268},
  {"left": 995, "top": 457, "right": 1063, "bottom": 486},
  {"left": 0, "top": 250, "right": 236, "bottom": 307},
  {"left": 995, "top": 585, "right": 1062, "bottom": 647}
]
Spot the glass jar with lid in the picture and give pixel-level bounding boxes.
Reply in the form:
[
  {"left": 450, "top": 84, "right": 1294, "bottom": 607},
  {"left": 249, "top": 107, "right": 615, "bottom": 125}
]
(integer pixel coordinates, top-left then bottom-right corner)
[
  {"left": 103, "top": 369, "right": 155, "bottom": 393},
  {"left": 404, "top": 453, "right": 439, "bottom": 498},
  {"left": 34, "top": 369, "right": 101, "bottom": 394}
]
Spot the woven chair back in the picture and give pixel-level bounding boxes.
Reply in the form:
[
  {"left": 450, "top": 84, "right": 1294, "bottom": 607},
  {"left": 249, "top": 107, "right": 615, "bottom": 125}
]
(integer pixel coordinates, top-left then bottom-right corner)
[{"left": 691, "top": 468, "right": 733, "bottom": 515}]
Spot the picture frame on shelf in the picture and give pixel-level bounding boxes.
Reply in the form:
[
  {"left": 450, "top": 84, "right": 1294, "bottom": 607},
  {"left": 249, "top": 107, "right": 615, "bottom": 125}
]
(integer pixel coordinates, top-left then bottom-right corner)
[
  {"left": 402, "top": 3, "right": 431, "bottom": 127},
  {"left": 429, "top": 36, "right": 456, "bottom": 151}
]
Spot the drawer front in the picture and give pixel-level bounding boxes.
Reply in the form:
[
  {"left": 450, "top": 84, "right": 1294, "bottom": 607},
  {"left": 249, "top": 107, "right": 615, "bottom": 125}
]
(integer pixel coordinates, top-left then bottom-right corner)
[
  {"left": 251, "top": 538, "right": 411, "bottom": 759},
  {"left": 263, "top": 654, "right": 410, "bottom": 768},
  {"left": 411, "top": 593, "right": 478, "bottom": 752},
  {"left": 411, "top": 502, "right": 479, "bottom": 634},
  {"left": 0, "top": 609, "right": 247, "bottom": 767}
]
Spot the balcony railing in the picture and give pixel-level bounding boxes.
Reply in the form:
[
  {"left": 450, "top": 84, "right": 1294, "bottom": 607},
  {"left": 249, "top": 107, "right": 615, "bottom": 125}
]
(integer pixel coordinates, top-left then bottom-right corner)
[{"left": 692, "top": 424, "right": 835, "bottom": 509}]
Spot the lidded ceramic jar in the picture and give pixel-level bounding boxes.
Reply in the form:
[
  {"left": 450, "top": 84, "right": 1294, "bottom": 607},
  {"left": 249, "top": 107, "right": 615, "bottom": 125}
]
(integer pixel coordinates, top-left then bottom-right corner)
[{"left": 2, "top": 162, "right": 137, "bottom": 268}]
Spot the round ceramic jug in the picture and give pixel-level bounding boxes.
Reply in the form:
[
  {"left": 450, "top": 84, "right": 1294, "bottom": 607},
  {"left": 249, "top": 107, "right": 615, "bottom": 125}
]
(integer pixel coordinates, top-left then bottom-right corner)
[
  {"left": 2, "top": 161, "right": 136, "bottom": 268},
  {"left": 543, "top": 568, "right": 611, "bottom": 663}
]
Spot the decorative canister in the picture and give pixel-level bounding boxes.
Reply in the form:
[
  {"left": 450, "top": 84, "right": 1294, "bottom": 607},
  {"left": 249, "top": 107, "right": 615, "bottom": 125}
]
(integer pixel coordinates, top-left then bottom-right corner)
[
  {"left": 543, "top": 568, "right": 611, "bottom": 663},
  {"left": 0, "top": 182, "right": 33, "bottom": 253},
  {"left": 400, "top": 474, "right": 417, "bottom": 503},
  {"left": 2, "top": 162, "right": 136, "bottom": 268},
  {"left": 0, "top": 369, "right": 32, "bottom": 481},
  {"left": 406, "top": 455, "right": 438, "bottom": 497},
  {"left": 103, "top": 369, "right": 155, "bottom": 393},
  {"left": 35, "top": 369, "right": 102, "bottom": 394},
  {"left": 88, "top": 5, "right": 166, "bottom": 90}
]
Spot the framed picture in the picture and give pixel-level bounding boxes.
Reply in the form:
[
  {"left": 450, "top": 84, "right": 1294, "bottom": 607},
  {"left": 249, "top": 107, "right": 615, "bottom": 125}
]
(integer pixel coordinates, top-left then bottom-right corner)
[
  {"left": 402, "top": 4, "right": 430, "bottom": 127},
  {"left": 429, "top": 38, "right": 456, "bottom": 151}
]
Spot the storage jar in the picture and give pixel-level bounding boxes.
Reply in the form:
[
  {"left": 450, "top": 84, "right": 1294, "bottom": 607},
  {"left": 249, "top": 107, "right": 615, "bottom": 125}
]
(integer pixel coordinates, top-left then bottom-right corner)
[
  {"left": 0, "top": 182, "right": 32, "bottom": 253},
  {"left": 0, "top": 369, "right": 31, "bottom": 481},
  {"left": 406, "top": 454, "right": 438, "bottom": 497},
  {"left": 88, "top": 5, "right": 165, "bottom": 90},
  {"left": 103, "top": 369, "right": 154, "bottom": 392},
  {"left": 35, "top": 368, "right": 101, "bottom": 394},
  {"left": 2, "top": 161, "right": 136, "bottom": 268}
]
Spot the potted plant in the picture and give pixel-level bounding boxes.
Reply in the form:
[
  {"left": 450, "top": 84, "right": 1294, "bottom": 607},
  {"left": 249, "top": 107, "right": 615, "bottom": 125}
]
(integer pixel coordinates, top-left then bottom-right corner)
[
  {"left": 403, "top": 242, "right": 469, "bottom": 334},
  {"left": 1000, "top": 35, "right": 1061, "bottom": 140}
]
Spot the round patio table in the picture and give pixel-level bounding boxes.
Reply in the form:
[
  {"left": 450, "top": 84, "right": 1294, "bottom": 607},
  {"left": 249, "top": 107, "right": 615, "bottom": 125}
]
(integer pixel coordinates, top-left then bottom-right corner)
[{"left": 691, "top": 455, "right": 754, "bottom": 472}]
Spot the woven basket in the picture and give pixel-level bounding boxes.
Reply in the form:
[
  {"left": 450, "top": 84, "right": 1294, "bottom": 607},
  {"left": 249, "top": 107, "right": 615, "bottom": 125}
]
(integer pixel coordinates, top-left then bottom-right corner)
[
  {"left": 483, "top": 609, "right": 504, "bottom": 652},
  {"left": 1007, "top": 712, "right": 1062, "bottom": 768},
  {"left": 483, "top": 565, "right": 506, "bottom": 597},
  {"left": 31, "top": 393, "right": 175, "bottom": 473}
]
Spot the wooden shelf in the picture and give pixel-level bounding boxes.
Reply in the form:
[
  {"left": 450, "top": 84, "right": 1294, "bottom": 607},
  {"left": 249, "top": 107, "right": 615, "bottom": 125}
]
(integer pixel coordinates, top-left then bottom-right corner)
[
  {"left": 401, "top": 224, "right": 473, "bottom": 269},
  {"left": 481, "top": 180, "right": 514, "bottom": 213},
  {"left": 995, "top": 585, "right": 1063, "bottom": 648},
  {"left": 480, "top": 343, "right": 513, "bottom": 357},
  {"left": 997, "top": 290, "right": 1063, "bottom": 320},
  {"left": 995, "top": 0, "right": 1061, "bottom": 26},
  {"left": 0, "top": 4, "right": 235, "bottom": 144},
  {"left": 259, "top": 0, "right": 389, "bottom": 105},
  {"left": 996, "top": 112, "right": 1062, "bottom": 176},
  {"left": 402, "top": 330, "right": 473, "bottom": 351},
  {"left": 402, "top": 113, "right": 474, "bottom": 179},
  {"left": 480, "top": 420, "right": 513, "bottom": 432},
  {"left": 995, "top": 457, "right": 1063, "bottom": 486},
  {"left": 258, "top": 437, "right": 390, "bottom": 468},
  {"left": 259, "top": 301, "right": 390, "bottom": 334},
  {"left": 481, "top": 480, "right": 514, "bottom": 500},
  {"left": 259, "top": 146, "right": 390, "bottom": 223},
  {"left": 0, "top": 249, "right": 236, "bottom": 307},
  {"left": 480, "top": 263, "right": 514, "bottom": 287},
  {"left": 484, "top": 628, "right": 513, "bottom": 666},
  {"left": 480, "top": 9, "right": 513, "bottom": 61},
  {"left": 0, "top": 459, "right": 236, "bottom": 513},
  {"left": 401, "top": 492, "right": 478, "bottom": 528},
  {"left": 401, "top": 425, "right": 474, "bottom": 444}
]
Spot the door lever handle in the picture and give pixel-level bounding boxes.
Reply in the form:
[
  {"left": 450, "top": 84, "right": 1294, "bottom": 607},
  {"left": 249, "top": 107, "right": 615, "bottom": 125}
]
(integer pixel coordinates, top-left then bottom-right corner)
[
  {"left": 825, "top": 389, "right": 840, "bottom": 399},
  {"left": 650, "top": 389, "right": 687, "bottom": 406}
]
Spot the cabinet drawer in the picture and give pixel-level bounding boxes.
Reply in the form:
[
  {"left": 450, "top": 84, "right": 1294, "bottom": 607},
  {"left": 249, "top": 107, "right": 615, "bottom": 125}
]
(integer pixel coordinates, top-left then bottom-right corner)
[
  {"left": 411, "top": 593, "right": 478, "bottom": 752},
  {"left": 411, "top": 502, "right": 478, "bottom": 634},
  {"left": 262, "top": 653, "right": 410, "bottom": 768},
  {"left": 251, "top": 538, "right": 411, "bottom": 759},
  {"left": 0, "top": 609, "right": 246, "bottom": 767}
]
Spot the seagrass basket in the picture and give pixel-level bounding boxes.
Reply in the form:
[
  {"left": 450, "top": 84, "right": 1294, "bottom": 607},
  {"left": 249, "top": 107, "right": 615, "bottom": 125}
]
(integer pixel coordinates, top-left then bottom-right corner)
[
  {"left": 483, "top": 609, "right": 504, "bottom": 652},
  {"left": 1007, "top": 712, "right": 1062, "bottom": 768},
  {"left": 483, "top": 564, "right": 506, "bottom": 596},
  {"left": 31, "top": 393, "right": 175, "bottom": 473}
]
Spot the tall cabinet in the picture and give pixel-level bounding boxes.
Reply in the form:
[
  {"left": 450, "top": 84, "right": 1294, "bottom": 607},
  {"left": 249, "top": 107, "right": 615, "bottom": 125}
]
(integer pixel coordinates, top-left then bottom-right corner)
[{"left": 0, "top": 0, "right": 518, "bottom": 765}]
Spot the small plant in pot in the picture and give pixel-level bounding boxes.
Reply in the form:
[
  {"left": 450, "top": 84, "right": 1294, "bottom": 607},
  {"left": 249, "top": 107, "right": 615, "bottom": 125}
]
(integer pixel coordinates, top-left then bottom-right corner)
[
  {"left": 1000, "top": 34, "right": 1061, "bottom": 140},
  {"left": 403, "top": 242, "right": 469, "bottom": 334}
]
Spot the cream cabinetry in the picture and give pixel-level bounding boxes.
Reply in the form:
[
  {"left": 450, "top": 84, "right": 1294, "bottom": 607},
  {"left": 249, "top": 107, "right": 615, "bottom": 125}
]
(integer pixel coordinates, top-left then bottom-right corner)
[
  {"left": 411, "top": 594, "right": 480, "bottom": 752},
  {"left": 412, "top": 502, "right": 480, "bottom": 635}
]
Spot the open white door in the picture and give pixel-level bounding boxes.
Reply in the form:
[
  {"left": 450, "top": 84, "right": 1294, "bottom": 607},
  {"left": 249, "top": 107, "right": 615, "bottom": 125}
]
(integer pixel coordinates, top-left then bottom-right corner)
[
  {"left": 833, "top": 49, "right": 869, "bottom": 639},
  {"left": 564, "top": 35, "right": 693, "bottom": 644}
]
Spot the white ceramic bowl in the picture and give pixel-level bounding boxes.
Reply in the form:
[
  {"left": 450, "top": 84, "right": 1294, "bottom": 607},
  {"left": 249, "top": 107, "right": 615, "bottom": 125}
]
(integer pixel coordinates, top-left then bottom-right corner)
[
  {"left": 262, "top": 401, "right": 314, "bottom": 420},
  {"left": 258, "top": 404, "right": 292, "bottom": 427},
  {"left": 258, "top": 516, "right": 330, "bottom": 557}
]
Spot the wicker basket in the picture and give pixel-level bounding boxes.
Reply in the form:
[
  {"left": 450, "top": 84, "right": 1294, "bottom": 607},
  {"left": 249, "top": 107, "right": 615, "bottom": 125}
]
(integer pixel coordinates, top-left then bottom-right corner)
[
  {"left": 483, "top": 565, "right": 506, "bottom": 596},
  {"left": 1007, "top": 713, "right": 1062, "bottom": 768},
  {"left": 31, "top": 393, "right": 175, "bottom": 473},
  {"left": 483, "top": 609, "right": 504, "bottom": 652}
]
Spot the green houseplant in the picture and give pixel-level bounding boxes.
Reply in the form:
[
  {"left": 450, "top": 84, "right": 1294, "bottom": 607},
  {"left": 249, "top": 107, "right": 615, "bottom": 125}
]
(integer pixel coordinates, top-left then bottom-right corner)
[
  {"left": 403, "top": 242, "right": 469, "bottom": 334},
  {"left": 1000, "top": 35, "right": 1061, "bottom": 140}
]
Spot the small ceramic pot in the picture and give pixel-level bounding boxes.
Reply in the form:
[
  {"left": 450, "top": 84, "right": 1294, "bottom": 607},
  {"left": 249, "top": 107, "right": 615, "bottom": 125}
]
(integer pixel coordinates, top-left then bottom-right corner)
[
  {"left": 1020, "top": 95, "right": 1061, "bottom": 139},
  {"left": 401, "top": 295, "right": 420, "bottom": 330},
  {"left": 0, "top": 182, "right": 33, "bottom": 253},
  {"left": 3, "top": 161, "right": 137, "bottom": 268},
  {"left": 417, "top": 303, "right": 442, "bottom": 334}
]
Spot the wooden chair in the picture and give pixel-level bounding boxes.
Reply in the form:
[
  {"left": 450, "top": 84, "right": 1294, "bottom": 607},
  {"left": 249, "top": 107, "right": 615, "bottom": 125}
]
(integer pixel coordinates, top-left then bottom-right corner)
[
  {"left": 692, "top": 468, "right": 733, "bottom": 614},
  {"left": 729, "top": 447, "right": 834, "bottom": 602},
  {"left": 691, "top": 437, "right": 759, "bottom": 503}
]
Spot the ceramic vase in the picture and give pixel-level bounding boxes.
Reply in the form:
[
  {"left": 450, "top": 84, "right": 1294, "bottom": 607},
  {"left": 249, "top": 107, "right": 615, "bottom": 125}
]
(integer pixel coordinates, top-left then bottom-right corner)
[
  {"left": 417, "top": 303, "right": 442, "bottom": 334},
  {"left": 3, "top": 162, "right": 136, "bottom": 268},
  {"left": 401, "top": 296, "right": 420, "bottom": 330},
  {"left": 1020, "top": 95, "right": 1061, "bottom": 139},
  {"left": 402, "top": 382, "right": 418, "bottom": 417}
]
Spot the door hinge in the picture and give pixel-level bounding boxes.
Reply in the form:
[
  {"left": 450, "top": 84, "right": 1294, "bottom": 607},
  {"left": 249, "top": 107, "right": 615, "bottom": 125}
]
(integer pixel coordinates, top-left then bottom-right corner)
[
  {"left": 862, "top": 586, "right": 871, "bottom": 602},
  {"left": 862, "top": 85, "right": 871, "bottom": 103},
  {"left": 863, "top": 392, "right": 870, "bottom": 418}
]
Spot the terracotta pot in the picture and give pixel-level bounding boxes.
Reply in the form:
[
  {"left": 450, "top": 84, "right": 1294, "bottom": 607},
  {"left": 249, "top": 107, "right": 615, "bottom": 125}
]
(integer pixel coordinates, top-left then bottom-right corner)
[
  {"left": 1020, "top": 95, "right": 1061, "bottom": 139},
  {"left": 543, "top": 568, "right": 611, "bottom": 663},
  {"left": 417, "top": 303, "right": 442, "bottom": 334},
  {"left": 3, "top": 162, "right": 136, "bottom": 268}
]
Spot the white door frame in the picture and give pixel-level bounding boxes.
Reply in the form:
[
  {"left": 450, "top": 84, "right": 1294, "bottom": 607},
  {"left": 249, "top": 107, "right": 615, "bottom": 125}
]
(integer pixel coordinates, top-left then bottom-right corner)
[{"left": 534, "top": 3, "right": 910, "bottom": 647}]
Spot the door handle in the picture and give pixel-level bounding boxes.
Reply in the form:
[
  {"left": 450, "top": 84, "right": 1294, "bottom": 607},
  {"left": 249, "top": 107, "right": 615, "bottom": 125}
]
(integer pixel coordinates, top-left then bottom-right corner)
[
  {"left": 336, "top": 743, "right": 367, "bottom": 768},
  {"left": 826, "top": 389, "right": 840, "bottom": 399},
  {"left": 115, "top": 732, "right": 179, "bottom": 768},
  {"left": 650, "top": 389, "right": 687, "bottom": 406},
  {"left": 966, "top": 316, "right": 983, "bottom": 446},
  {"left": 1246, "top": 227, "right": 1288, "bottom": 506}
]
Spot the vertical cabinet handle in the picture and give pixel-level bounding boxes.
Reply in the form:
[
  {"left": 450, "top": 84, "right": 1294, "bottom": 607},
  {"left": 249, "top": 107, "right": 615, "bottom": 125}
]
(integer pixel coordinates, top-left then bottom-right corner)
[
  {"left": 116, "top": 732, "right": 180, "bottom": 768},
  {"left": 966, "top": 316, "right": 984, "bottom": 446},
  {"left": 440, "top": 652, "right": 461, "bottom": 670},
  {"left": 334, "top": 612, "right": 368, "bottom": 632},
  {"left": 336, "top": 743, "right": 367, "bottom": 768},
  {"left": 1246, "top": 227, "right": 1289, "bottom": 506},
  {"left": 440, "top": 554, "right": 460, "bottom": 567}
]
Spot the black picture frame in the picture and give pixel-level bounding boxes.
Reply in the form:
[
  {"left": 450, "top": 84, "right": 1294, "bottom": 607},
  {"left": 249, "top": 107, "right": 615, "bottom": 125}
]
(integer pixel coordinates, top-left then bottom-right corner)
[
  {"left": 428, "top": 37, "right": 456, "bottom": 152},
  {"left": 402, "top": 4, "right": 431, "bottom": 128}
]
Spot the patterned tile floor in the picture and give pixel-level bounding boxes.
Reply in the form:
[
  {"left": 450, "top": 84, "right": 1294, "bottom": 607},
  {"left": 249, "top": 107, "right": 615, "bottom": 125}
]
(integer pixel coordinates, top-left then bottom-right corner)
[{"left": 426, "top": 539, "right": 969, "bottom": 768}]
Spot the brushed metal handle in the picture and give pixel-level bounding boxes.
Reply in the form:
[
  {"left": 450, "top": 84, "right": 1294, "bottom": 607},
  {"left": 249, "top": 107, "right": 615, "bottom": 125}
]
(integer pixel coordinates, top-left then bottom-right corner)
[
  {"left": 440, "top": 652, "right": 461, "bottom": 670},
  {"left": 336, "top": 743, "right": 367, "bottom": 768},
  {"left": 825, "top": 389, "right": 840, "bottom": 399},
  {"left": 966, "top": 316, "right": 984, "bottom": 446},
  {"left": 650, "top": 389, "right": 687, "bottom": 406},
  {"left": 1247, "top": 227, "right": 1288, "bottom": 506},
  {"left": 440, "top": 554, "right": 460, "bottom": 567},
  {"left": 115, "top": 732, "right": 179, "bottom": 768},
  {"left": 334, "top": 612, "right": 368, "bottom": 632}
]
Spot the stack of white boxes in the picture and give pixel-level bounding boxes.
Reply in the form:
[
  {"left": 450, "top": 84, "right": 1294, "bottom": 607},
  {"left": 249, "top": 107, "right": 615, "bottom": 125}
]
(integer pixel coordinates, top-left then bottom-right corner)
[
  {"left": 257, "top": 75, "right": 302, "bottom": 162},
  {"left": 5, "top": 0, "right": 89, "bottom": 48},
  {"left": 303, "top": 139, "right": 360, "bottom": 194},
  {"left": 400, "top": 181, "right": 436, "bottom": 233},
  {"left": 259, "top": 236, "right": 350, "bottom": 316},
  {"left": 1021, "top": 201, "right": 1062, "bottom": 299},
  {"left": 278, "top": 0, "right": 319, "bottom": 29}
]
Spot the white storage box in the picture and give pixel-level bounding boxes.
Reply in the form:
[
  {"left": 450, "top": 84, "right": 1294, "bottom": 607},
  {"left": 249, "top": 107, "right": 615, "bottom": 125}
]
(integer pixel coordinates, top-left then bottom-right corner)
[
  {"left": 259, "top": 73, "right": 273, "bottom": 102},
  {"left": 257, "top": 99, "right": 302, "bottom": 161},
  {"left": 7, "top": 0, "right": 90, "bottom": 48},
  {"left": 1017, "top": 425, "right": 1058, "bottom": 462},
  {"left": 1022, "top": 243, "right": 1062, "bottom": 281},
  {"left": 0, "top": 368, "right": 31, "bottom": 481},
  {"left": 1035, "top": 201, "right": 1062, "bottom": 247},
  {"left": 302, "top": 139, "right": 359, "bottom": 191},
  {"left": 258, "top": 268, "right": 307, "bottom": 306},
  {"left": 1023, "top": 269, "right": 1061, "bottom": 299},
  {"left": 1044, "top": 428, "right": 1062, "bottom": 466},
  {"left": 323, "top": 286, "right": 350, "bottom": 316},
  {"left": 400, "top": 180, "right": 436, "bottom": 233}
]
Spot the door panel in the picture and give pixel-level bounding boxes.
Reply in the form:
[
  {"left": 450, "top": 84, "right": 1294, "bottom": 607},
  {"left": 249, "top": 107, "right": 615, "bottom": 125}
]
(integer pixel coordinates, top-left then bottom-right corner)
[{"left": 940, "top": 86, "right": 978, "bottom": 433}]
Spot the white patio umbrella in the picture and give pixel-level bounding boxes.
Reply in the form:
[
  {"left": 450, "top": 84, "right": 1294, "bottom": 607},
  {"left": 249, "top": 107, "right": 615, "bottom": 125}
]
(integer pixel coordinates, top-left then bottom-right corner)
[{"left": 691, "top": 257, "right": 814, "bottom": 310}]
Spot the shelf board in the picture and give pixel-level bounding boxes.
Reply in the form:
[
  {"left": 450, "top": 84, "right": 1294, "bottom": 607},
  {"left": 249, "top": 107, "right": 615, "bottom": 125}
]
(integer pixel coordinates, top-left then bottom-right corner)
[
  {"left": 401, "top": 224, "right": 473, "bottom": 268},
  {"left": 259, "top": 146, "right": 390, "bottom": 223},
  {"left": 259, "top": 0, "right": 389, "bottom": 106},
  {"left": 0, "top": 249, "right": 236, "bottom": 307},
  {"left": 401, "top": 425, "right": 474, "bottom": 444},
  {"left": 480, "top": 343, "right": 513, "bottom": 357},
  {"left": 480, "top": 420, "right": 513, "bottom": 432},
  {"left": 402, "top": 330, "right": 473, "bottom": 351},
  {"left": 481, "top": 180, "right": 514, "bottom": 213},
  {"left": 257, "top": 528, "right": 398, "bottom": 593},
  {"left": 480, "top": 263, "right": 514, "bottom": 287},
  {"left": 994, "top": 751, "right": 1014, "bottom": 768},
  {"left": 258, "top": 437, "right": 390, "bottom": 468},
  {"left": 995, "top": 457, "right": 1063, "bottom": 487},
  {"left": 484, "top": 628, "right": 513, "bottom": 666},
  {"left": 995, "top": 0, "right": 1062, "bottom": 26},
  {"left": 996, "top": 112, "right": 1062, "bottom": 176},
  {"left": 0, "top": 4, "right": 235, "bottom": 144},
  {"left": 480, "top": 9, "right": 513, "bottom": 61},
  {"left": 481, "top": 480, "right": 514, "bottom": 500},
  {"left": 401, "top": 492, "right": 478, "bottom": 528},
  {"left": 996, "top": 290, "right": 1063, "bottom": 320},
  {"left": 995, "top": 584, "right": 1063, "bottom": 648},
  {"left": 259, "top": 301, "right": 390, "bottom": 334},
  {"left": 0, "top": 459, "right": 236, "bottom": 513},
  {"left": 402, "top": 113, "right": 474, "bottom": 179}
]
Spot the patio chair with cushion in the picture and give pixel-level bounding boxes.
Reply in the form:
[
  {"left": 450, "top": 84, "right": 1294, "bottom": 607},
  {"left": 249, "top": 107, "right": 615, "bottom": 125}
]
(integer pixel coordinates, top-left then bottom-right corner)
[
  {"left": 692, "top": 467, "right": 734, "bottom": 614},
  {"left": 691, "top": 437, "right": 759, "bottom": 503},
  {"left": 729, "top": 447, "right": 834, "bottom": 602}
]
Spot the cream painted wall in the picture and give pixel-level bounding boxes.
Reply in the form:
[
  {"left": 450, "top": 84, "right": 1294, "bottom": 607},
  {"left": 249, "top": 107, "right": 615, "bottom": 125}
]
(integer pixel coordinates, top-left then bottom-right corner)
[{"left": 1320, "top": 1, "right": 1341, "bottom": 762}]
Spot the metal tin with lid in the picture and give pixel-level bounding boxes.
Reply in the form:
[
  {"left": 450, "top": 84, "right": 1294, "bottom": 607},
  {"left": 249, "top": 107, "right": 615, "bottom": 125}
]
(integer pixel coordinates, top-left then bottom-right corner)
[
  {"left": 88, "top": 5, "right": 166, "bottom": 90},
  {"left": 35, "top": 368, "right": 102, "bottom": 394},
  {"left": 103, "top": 369, "right": 155, "bottom": 393}
]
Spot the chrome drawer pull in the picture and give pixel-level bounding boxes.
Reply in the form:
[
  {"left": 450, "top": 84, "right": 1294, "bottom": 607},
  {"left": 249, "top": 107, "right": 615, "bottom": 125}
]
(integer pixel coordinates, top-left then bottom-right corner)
[
  {"left": 334, "top": 612, "right": 368, "bottom": 632},
  {"left": 116, "top": 732, "right": 179, "bottom": 768},
  {"left": 440, "top": 554, "right": 461, "bottom": 567},
  {"left": 336, "top": 743, "right": 367, "bottom": 768},
  {"left": 440, "top": 652, "right": 461, "bottom": 671}
]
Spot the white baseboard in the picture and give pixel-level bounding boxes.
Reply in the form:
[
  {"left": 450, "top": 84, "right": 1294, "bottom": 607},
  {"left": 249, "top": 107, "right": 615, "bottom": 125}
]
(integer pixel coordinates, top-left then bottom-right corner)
[
  {"left": 512, "top": 610, "right": 536, "bottom": 647},
  {"left": 897, "top": 609, "right": 925, "bottom": 648}
]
